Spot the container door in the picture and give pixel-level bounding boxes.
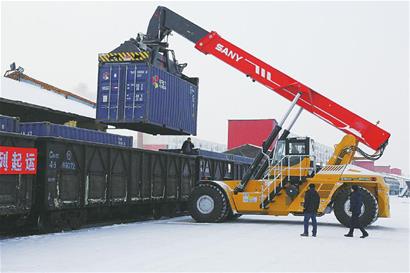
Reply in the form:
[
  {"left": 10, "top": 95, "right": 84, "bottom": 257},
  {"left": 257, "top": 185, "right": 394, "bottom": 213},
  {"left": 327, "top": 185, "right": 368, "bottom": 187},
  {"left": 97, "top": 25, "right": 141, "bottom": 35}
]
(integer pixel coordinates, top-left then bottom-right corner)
[
  {"left": 191, "top": 84, "right": 198, "bottom": 134},
  {"left": 124, "top": 64, "right": 137, "bottom": 121},
  {"left": 96, "top": 65, "right": 111, "bottom": 120},
  {"left": 109, "top": 65, "right": 121, "bottom": 121},
  {"left": 117, "top": 65, "right": 127, "bottom": 121},
  {"left": 178, "top": 82, "right": 198, "bottom": 134},
  {"left": 133, "top": 64, "right": 148, "bottom": 120}
]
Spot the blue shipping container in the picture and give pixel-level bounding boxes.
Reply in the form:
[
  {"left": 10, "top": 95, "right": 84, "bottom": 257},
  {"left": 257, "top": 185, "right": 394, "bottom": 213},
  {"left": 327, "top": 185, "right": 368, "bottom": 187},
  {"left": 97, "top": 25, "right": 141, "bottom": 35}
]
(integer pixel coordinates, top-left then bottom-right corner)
[
  {"left": 160, "top": 148, "right": 254, "bottom": 165},
  {"left": 96, "top": 62, "right": 198, "bottom": 135},
  {"left": 0, "top": 114, "right": 19, "bottom": 133},
  {"left": 19, "top": 122, "right": 133, "bottom": 147},
  {"left": 196, "top": 149, "right": 254, "bottom": 165}
]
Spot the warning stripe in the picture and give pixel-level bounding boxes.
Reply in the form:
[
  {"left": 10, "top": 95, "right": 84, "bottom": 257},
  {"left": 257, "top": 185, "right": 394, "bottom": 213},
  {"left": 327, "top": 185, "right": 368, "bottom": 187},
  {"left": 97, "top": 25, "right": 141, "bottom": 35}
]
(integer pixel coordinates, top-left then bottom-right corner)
[{"left": 98, "top": 51, "right": 150, "bottom": 63}]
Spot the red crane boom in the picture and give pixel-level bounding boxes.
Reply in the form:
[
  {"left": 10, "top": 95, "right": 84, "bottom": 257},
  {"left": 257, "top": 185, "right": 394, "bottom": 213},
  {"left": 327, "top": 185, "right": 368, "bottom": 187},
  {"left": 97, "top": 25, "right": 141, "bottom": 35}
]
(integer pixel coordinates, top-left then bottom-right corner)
[
  {"left": 195, "top": 32, "right": 389, "bottom": 151},
  {"left": 142, "top": 6, "right": 390, "bottom": 152}
]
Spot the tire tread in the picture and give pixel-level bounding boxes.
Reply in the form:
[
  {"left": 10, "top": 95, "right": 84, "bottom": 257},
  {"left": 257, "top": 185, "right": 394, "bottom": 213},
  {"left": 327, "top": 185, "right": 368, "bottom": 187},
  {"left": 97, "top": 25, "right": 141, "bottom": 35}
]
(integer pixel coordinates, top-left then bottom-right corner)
[
  {"left": 333, "top": 186, "right": 379, "bottom": 227},
  {"left": 189, "top": 183, "right": 229, "bottom": 223}
]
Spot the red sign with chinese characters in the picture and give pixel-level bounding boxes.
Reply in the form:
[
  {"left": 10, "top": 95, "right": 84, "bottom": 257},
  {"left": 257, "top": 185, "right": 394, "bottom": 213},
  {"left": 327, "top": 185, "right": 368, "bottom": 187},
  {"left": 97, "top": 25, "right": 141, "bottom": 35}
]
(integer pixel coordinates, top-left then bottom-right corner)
[{"left": 0, "top": 146, "right": 38, "bottom": 175}]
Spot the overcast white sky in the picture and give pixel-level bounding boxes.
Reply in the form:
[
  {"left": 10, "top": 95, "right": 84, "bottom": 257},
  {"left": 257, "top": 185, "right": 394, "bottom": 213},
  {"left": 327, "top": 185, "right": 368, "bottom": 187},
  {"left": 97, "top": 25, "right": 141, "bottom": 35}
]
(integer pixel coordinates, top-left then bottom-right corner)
[{"left": 1, "top": 1, "right": 409, "bottom": 174}]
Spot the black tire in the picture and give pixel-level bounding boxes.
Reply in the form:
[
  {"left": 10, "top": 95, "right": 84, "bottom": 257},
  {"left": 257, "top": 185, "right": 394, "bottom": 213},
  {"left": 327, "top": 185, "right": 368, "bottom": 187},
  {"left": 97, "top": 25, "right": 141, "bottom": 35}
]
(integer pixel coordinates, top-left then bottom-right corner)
[
  {"left": 333, "top": 186, "right": 379, "bottom": 227},
  {"left": 189, "top": 183, "right": 229, "bottom": 223},
  {"left": 226, "top": 210, "right": 242, "bottom": 221}
]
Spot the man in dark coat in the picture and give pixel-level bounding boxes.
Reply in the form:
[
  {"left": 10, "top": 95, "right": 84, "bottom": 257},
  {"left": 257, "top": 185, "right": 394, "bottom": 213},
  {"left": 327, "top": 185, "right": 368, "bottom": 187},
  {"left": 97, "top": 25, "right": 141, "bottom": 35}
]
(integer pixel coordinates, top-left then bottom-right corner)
[
  {"left": 301, "top": 184, "right": 320, "bottom": 237},
  {"left": 345, "top": 185, "right": 369, "bottom": 238},
  {"left": 181, "top": 137, "right": 194, "bottom": 155}
]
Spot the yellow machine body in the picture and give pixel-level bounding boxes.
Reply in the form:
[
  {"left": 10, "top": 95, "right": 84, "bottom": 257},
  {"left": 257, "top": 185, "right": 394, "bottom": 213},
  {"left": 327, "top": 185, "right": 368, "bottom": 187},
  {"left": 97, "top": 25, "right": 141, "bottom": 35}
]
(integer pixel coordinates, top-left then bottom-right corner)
[
  {"left": 216, "top": 172, "right": 390, "bottom": 218},
  {"left": 214, "top": 134, "right": 390, "bottom": 218}
]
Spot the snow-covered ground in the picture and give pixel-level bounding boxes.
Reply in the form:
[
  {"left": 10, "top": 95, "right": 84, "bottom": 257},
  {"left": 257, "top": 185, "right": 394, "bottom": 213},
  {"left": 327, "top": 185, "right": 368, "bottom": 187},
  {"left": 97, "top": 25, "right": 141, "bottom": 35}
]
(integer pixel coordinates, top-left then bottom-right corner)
[{"left": 1, "top": 197, "right": 409, "bottom": 272}]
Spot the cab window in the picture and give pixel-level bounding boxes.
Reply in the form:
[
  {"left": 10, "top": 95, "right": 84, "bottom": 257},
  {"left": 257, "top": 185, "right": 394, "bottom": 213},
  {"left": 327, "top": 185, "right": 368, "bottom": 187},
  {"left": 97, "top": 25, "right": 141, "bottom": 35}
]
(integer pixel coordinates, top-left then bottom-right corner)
[
  {"left": 273, "top": 140, "right": 285, "bottom": 161},
  {"left": 285, "top": 138, "right": 310, "bottom": 156}
]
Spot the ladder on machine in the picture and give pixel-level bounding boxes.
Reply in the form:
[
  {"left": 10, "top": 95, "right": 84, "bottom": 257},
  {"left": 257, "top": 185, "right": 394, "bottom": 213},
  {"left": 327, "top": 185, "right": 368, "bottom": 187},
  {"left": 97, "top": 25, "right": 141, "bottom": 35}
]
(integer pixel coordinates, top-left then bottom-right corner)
[{"left": 259, "top": 154, "right": 317, "bottom": 209}]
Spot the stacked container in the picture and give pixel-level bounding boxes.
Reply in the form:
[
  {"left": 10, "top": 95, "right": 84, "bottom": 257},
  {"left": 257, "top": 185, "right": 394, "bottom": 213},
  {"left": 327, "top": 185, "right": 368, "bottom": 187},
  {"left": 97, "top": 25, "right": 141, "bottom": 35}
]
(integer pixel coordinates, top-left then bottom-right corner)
[
  {"left": 0, "top": 114, "right": 19, "bottom": 133},
  {"left": 161, "top": 148, "right": 254, "bottom": 165},
  {"left": 196, "top": 149, "right": 254, "bottom": 164},
  {"left": 19, "top": 122, "right": 133, "bottom": 147}
]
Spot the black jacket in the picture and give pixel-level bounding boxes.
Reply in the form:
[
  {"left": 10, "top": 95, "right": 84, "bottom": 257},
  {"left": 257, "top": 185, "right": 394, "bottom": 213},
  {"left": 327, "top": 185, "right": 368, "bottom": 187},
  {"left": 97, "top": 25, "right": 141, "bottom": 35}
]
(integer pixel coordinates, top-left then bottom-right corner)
[
  {"left": 350, "top": 191, "right": 363, "bottom": 216},
  {"left": 303, "top": 188, "right": 320, "bottom": 213},
  {"left": 181, "top": 140, "right": 194, "bottom": 154}
]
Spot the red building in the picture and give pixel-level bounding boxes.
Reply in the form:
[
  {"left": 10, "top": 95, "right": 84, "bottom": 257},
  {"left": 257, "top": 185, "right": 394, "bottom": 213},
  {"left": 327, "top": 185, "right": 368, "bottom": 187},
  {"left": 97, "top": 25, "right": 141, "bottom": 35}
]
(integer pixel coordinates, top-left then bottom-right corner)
[
  {"left": 228, "top": 119, "right": 277, "bottom": 150},
  {"left": 373, "top": 165, "right": 392, "bottom": 174},
  {"left": 353, "top": 160, "right": 402, "bottom": 175},
  {"left": 354, "top": 161, "right": 375, "bottom": 170},
  {"left": 390, "top": 168, "right": 402, "bottom": 176}
]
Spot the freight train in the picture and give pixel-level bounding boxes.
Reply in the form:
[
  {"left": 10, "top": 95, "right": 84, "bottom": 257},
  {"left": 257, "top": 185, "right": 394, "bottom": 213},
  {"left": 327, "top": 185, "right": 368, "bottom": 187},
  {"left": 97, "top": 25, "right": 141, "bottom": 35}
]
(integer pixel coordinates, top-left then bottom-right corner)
[{"left": 0, "top": 131, "right": 251, "bottom": 233}]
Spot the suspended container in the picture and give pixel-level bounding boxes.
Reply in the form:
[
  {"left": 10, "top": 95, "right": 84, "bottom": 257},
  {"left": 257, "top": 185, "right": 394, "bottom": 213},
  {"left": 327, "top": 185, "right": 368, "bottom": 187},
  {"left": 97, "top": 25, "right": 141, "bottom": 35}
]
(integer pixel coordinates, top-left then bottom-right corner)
[{"left": 96, "top": 62, "right": 199, "bottom": 135}]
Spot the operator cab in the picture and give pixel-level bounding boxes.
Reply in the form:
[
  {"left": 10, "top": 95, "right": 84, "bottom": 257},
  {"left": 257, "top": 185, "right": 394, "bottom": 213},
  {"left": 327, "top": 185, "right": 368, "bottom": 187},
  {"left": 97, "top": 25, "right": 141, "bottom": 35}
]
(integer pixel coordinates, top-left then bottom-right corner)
[
  {"left": 273, "top": 137, "right": 312, "bottom": 164},
  {"left": 270, "top": 137, "right": 316, "bottom": 180}
]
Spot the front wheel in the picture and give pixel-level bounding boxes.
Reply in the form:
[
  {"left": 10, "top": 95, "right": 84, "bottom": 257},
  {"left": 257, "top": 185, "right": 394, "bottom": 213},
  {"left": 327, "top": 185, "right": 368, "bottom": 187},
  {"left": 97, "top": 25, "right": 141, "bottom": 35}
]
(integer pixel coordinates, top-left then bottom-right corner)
[
  {"left": 333, "top": 186, "right": 379, "bottom": 227},
  {"left": 189, "top": 183, "right": 229, "bottom": 223},
  {"left": 226, "top": 210, "right": 242, "bottom": 221}
]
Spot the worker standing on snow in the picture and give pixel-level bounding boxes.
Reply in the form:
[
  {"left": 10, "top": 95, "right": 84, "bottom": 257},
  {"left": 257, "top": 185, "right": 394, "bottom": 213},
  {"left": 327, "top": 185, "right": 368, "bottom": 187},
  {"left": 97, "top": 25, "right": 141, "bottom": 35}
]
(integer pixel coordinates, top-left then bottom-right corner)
[
  {"left": 300, "top": 184, "right": 320, "bottom": 237},
  {"left": 181, "top": 137, "right": 195, "bottom": 155},
  {"left": 344, "top": 185, "right": 369, "bottom": 238}
]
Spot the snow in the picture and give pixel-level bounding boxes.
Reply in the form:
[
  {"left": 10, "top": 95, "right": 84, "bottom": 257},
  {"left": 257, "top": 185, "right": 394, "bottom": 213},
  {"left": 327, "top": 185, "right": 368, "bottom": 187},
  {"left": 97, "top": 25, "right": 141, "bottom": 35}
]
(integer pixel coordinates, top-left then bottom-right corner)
[
  {"left": 1, "top": 77, "right": 95, "bottom": 119},
  {"left": 1, "top": 197, "right": 409, "bottom": 272}
]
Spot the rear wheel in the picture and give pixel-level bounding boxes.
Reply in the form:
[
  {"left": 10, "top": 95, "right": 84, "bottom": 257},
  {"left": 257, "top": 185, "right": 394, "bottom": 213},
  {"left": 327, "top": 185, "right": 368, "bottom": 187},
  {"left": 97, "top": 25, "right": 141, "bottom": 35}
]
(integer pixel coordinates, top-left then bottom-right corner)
[
  {"left": 189, "top": 184, "right": 229, "bottom": 223},
  {"left": 333, "top": 186, "right": 378, "bottom": 227}
]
